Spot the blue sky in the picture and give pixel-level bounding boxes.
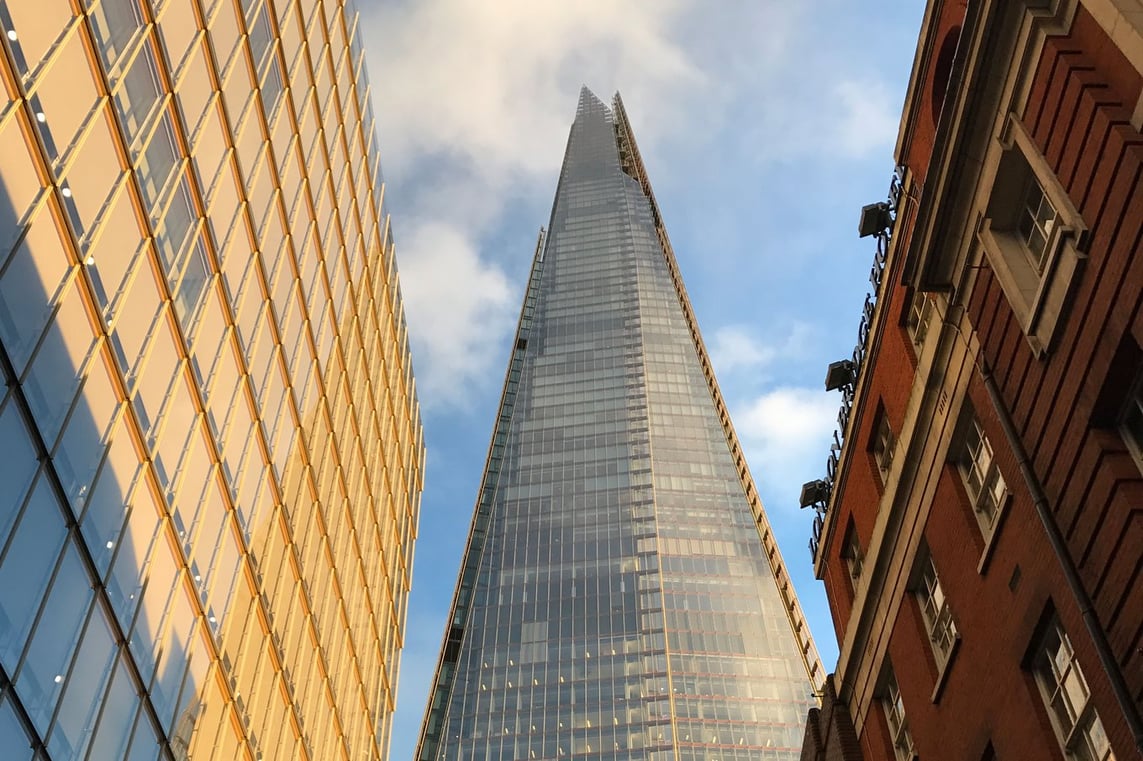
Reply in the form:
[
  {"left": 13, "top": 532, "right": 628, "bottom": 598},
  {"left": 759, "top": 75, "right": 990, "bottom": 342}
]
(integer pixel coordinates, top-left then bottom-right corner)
[{"left": 358, "top": 2, "right": 925, "bottom": 757}]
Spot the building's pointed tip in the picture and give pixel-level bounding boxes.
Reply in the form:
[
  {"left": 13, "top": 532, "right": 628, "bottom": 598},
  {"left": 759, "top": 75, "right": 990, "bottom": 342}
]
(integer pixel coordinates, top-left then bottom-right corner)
[{"left": 578, "top": 85, "right": 603, "bottom": 106}]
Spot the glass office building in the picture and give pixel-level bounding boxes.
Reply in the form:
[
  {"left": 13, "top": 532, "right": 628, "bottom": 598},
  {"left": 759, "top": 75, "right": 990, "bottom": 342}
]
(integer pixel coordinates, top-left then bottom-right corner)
[
  {"left": 0, "top": 0, "right": 423, "bottom": 758},
  {"left": 417, "top": 89, "right": 821, "bottom": 761}
]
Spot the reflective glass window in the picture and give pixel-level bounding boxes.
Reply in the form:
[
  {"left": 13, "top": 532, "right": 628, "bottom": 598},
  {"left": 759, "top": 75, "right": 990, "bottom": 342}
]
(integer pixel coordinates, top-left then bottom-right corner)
[
  {"left": 0, "top": 209, "right": 71, "bottom": 375},
  {"left": 157, "top": 0, "right": 198, "bottom": 71},
  {"left": 207, "top": 0, "right": 241, "bottom": 73},
  {"left": 0, "top": 694, "right": 34, "bottom": 761},
  {"left": 86, "top": 181, "right": 148, "bottom": 317},
  {"left": 81, "top": 414, "right": 141, "bottom": 576},
  {"left": 105, "top": 482, "right": 160, "bottom": 627},
  {"left": 0, "top": 399, "right": 38, "bottom": 549},
  {"left": 53, "top": 349, "right": 121, "bottom": 511},
  {"left": 88, "top": 0, "right": 144, "bottom": 72},
  {"left": 87, "top": 654, "right": 140, "bottom": 760},
  {"left": 155, "top": 173, "right": 197, "bottom": 271},
  {"left": 0, "top": 114, "right": 44, "bottom": 251},
  {"left": 61, "top": 108, "right": 123, "bottom": 237},
  {"left": 151, "top": 584, "right": 196, "bottom": 726},
  {"left": 175, "top": 41, "right": 214, "bottom": 138},
  {"left": 32, "top": 27, "right": 97, "bottom": 162},
  {"left": 48, "top": 603, "right": 116, "bottom": 759},
  {"left": 193, "top": 102, "right": 229, "bottom": 199},
  {"left": 173, "top": 233, "right": 211, "bottom": 324},
  {"left": 0, "top": 475, "right": 65, "bottom": 671},
  {"left": 1, "top": 0, "right": 74, "bottom": 76},
  {"left": 115, "top": 40, "right": 165, "bottom": 140},
  {"left": 23, "top": 279, "right": 96, "bottom": 446},
  {"left": 137, "top": 111, "right": 182, "bottom": 210},
  {"left": 125, "top": 713, "right": 162, "bottom": 761},
  {"left": 18, "top": 540, "right": 93, "bottom": 733},
  {"left": 109, "top": 261, "right": 163, "bottom": 388}
]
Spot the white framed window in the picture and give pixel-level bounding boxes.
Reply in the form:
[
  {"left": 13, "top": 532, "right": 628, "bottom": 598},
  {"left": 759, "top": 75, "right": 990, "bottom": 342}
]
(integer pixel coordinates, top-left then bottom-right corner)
[
  {"left": 914, "top": 550, "right": 958, "bottom": 669},
  {"left": 977, "top": 115, "right": 1087, "bottom": 356},
  {"left": 880, "top": 665, "right": 916, "bottom": 761},
  {"left": 906, "top": 290, "right": 933, "bottom": 348},
  {"left": 1031, "top": 617, "right": 1116, "bottom": 761},
  {"left": 1016, "top": 174, "right": 1057, "bottom": 273},
  {"left": 873, "top": 412, "right": 894, "bottom": 485},
  {"left": 959, "top": 414, "right": 1007, "bottom": 540}
]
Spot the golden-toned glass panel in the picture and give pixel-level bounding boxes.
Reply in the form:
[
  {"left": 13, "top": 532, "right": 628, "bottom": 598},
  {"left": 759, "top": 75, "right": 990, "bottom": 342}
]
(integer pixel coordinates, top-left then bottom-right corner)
[
  {"left": 157, "top": 0, "right": 199, "bottom": 71},
  {"left": 175, "top": 39, "right": 214, "bottom": 136},
  {"left": 29, "top": 26, "right": 99, "bottom": 164},
  {"left": 1, "top": 0, "right": 75, "bottom": 77},
  {"left": 0, "top": 113, "right": 46, "bottom": 242},
  {"left": 61, "top": 108, "right": 123, "bottom": 235}
]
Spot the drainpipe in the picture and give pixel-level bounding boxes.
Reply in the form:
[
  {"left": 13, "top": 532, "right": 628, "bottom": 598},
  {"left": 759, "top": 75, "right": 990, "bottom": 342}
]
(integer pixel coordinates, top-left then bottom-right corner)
[{"left": 979, "top": 362, "right": 1143, "bottom": 756}]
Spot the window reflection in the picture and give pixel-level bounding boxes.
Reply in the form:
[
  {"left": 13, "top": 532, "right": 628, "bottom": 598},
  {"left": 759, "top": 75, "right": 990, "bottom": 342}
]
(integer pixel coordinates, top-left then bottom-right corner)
[
  {"left": 47, "top": 603, "right": 116, "bottom": 759},
  {"left": 88, "top": 0, "right": 144, "bottom": 72},
  {"left": 18, "top": 540, "right": 92, "bottom": 734}
]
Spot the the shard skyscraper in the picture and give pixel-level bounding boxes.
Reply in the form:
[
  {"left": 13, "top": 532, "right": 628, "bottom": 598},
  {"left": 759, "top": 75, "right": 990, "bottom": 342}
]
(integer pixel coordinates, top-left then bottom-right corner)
[{"left": 416, "top": 89, "right": 821, "bottom": 761}]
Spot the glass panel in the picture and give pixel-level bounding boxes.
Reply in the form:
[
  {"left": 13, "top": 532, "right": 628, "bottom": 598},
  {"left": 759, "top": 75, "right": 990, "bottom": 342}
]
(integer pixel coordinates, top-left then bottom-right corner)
[
  {"left": 115, "top": 40, "right": 164, "bottom": 141},
  {"left": 0, "top": 472, "right": 66, "bottom": 669},
  {"left": 81, "top": 414, "right": 141, "bottom": 576},
  {"left": 86, "top": 181, "right": 147, "bottom": 316},
  {"left": 18, "top": 540, "right": 93, "bottom": 734},
  {"left": 0, "top": 209, "right": 71, "bottom": 375},
  {"left": 88, "top": 0, "right": 144, "bottom": 72},
  {"left": 152, "top": 585, "right": 197, "bottom": 727},
  {"left": 53, "top": 350, "right": 121, "bottom": 511},
  {"left": 0, "top": 694, "right": 34, "bottom": 761},
  {"left": 30, "top": 26, "right": 98, "bottom": 164},
  {"left": 0, "top": 115, "right": 44, "bottom": 254},
  {"left": 1, "top": 0, "right": 74, "bottom": 76},
  {"left": 87, "top": 654, "right": 141, "bottom": 760},
  {"left": 105, "top": 482, "right": 160, "bottom": 627},
  {"left": 23, "top": 279, "right": 96, "bottom": 446},
  {"left": 124, "top": 712, "right": 162, "bottom": 761},
  {"left": 173, "top": 233, "right": 211, "bottom": 324},
  {"left": 47, "top": 604, "right": 117, "bottom": 760},
  {"left": 157, "top": 0, "right": 198, "bottom": 71},
  {"left": 137, "top": 111, "right": 182, "bottom": 210},
  {"left": 109, "top": 264, "right": 163, "bottom": 388},
  {"left": 60, "top": 108, "right": 122, "bottom": 237},
  {"left": 155, "top": 174, "right": 198, "bottom": 273},
  {"left": 0, "top": 399, "right": 39, "bottom": 548}
]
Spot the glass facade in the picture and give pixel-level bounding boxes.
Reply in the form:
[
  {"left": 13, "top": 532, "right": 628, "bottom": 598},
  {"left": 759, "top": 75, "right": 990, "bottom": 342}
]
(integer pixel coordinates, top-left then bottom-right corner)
[
  {"left": 0, "top": 0, "right": 423, "bottom": 758},
  {"left": 417, "top": 89, "right": 819, "bottom": 761}
]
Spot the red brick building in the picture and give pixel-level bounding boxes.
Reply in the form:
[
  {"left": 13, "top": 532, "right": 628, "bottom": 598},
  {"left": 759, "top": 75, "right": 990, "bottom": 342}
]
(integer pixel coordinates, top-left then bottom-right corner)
[{"left": 802, "top": 1, "right": 1143, "bottom": 759}]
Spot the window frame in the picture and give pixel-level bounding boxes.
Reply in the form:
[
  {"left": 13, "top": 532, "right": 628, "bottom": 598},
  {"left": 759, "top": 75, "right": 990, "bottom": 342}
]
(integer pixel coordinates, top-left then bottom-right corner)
[
  {"left": 1030, "top": 616, "right": 1116, "bottom": 761},
  {"left": 977, "top": 115, "right": 1087, "bottom": 357},
  {"left": 880, "top": 665, "right": 916, "bottom": 761},
  {"left": 912, "top": 548, "right": 959, "bottom": 677},
  {"left": 958, "top": 412, "right": 1009, "bottom": 545},
  {"left": 905, "top": 289, "right": 933, "bottom": 349}
]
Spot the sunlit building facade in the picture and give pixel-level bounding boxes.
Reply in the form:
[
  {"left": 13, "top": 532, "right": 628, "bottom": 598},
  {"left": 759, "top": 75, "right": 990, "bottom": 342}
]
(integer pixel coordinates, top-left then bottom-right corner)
[
  {"left": 0, "top": 0, "right": 423, "bottom": 758},
  {"left": 416, "top": 89, "right": 822, "bottom": 761}
]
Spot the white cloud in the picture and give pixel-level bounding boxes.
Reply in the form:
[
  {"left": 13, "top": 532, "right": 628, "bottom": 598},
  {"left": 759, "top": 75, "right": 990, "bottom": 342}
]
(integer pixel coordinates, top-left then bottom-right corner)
[
  {"left": 395, "top": 223, "right": 517, "bottom": 407},
  {"left": 835, "top": 78, "right": 901, "bottom": 157},
  {"left": 360, "top": 1, "right": 908, "bottom": 405},
  {"left": 708, "top": 321, "right": 817, "bottom": 377},
  {"left": 709, "top": 325, "right": 777, "bottom": 374},
  {"left": 733, "top": 386, "right": 838, "bottom": 507}
]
